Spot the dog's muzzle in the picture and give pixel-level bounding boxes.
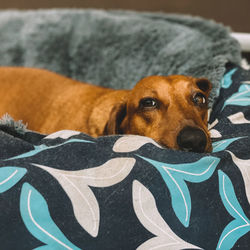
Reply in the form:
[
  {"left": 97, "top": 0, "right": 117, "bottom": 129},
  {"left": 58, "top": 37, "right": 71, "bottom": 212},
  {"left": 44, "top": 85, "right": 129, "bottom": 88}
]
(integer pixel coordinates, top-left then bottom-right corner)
[{"left": 177, "top": 126, "right": 207, "bottom": 153}]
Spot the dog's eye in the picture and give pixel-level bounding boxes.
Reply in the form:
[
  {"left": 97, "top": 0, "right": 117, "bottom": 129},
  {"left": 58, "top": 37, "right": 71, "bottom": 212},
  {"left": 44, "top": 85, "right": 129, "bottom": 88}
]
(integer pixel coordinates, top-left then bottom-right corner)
[
  {"left": 139, "top": 98, "right": 158, "bottom": 109},
  {"left": 193, "top": 93, "right": 206, "bottom": 106}
]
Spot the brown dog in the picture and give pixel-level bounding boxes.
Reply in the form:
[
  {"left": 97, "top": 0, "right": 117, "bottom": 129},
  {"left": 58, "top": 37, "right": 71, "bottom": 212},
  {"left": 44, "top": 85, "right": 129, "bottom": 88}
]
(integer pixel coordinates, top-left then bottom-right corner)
[{"left": 0, "top": 67, "right": 212, "bottom": 152}]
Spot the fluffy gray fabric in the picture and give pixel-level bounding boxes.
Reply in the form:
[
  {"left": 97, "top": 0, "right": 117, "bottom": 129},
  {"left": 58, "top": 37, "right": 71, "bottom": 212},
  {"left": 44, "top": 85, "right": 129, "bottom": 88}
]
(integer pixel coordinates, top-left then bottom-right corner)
[
  {"left": 0, "top": 9, "right": 241, "bottom": 106},
  {"left": 0, "top": 114, "right": 27, "bottom": 134}
]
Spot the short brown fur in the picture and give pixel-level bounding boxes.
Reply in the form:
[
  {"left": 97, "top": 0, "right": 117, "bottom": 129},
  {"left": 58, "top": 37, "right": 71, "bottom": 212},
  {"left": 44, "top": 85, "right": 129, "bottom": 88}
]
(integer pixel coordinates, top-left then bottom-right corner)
[{"left": 0, "top": 67, "right": 212, "bottom": 152}]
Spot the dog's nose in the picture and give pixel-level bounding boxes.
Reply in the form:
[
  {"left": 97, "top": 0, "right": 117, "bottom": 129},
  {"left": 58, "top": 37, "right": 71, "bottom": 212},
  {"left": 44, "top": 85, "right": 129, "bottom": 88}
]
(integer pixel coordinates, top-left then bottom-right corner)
[{"left": 177, "top": 126, "right": 207, "bottom": 153}]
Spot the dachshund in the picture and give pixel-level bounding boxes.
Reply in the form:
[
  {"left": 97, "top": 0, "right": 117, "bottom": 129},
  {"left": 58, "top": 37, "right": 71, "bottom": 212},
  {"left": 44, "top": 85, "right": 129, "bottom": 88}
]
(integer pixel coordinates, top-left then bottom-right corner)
[{"left": 0, "top": 67, "right": 212, "bottom": 152}]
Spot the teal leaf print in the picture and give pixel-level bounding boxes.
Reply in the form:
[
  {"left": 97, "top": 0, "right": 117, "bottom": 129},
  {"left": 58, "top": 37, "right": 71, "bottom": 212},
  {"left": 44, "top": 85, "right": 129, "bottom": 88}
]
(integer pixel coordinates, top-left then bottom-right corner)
[
  {"left": 222, "top": 84, "right": 250, "bottom": 110},
  {"left": 0, "top": 167, "right": 27, "bottom": 193},
  {"left": 5, "top": 138, "right": 94, "bottom": 161},
  {"left": 221, "top": 68, "right": 237, "bottom": 89},
  {"left": 137, "top": 155, "right": 220, "bottom": 227},
  {"left": 212, "top": 137, "right": 244, "bottom": 152},
  {"left": 20, "top": 183, "right": 81, "bottom": 250},
  {"left": 217, "top": 170, "right": 250, "bottom": 249}
]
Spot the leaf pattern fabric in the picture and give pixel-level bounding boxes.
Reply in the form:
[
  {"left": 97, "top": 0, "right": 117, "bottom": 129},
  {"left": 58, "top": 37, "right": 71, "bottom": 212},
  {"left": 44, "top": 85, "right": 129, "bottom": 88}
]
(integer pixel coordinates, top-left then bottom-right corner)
[{"left": 0, "top": 64, "right": 250, "bottom": 249}]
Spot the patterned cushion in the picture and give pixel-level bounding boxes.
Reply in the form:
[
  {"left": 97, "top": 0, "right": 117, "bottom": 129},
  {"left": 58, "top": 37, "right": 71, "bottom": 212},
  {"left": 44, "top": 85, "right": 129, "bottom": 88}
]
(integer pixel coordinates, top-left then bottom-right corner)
[{"left": 0, "top": 64, "right": 249, "bottom": 249}]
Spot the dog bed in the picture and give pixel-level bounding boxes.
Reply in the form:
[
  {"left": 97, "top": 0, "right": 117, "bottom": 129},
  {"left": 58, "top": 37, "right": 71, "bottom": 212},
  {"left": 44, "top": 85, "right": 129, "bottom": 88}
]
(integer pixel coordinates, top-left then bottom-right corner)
[{"left": 0, "top": 9, "right": 249, "bottom": 249}]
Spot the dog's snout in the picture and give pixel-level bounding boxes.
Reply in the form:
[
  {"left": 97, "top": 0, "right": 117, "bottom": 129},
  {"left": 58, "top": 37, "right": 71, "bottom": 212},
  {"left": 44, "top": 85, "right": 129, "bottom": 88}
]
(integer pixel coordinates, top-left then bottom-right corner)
[{"left": 177, "top": 126, "right": 207, "bottom": 153}]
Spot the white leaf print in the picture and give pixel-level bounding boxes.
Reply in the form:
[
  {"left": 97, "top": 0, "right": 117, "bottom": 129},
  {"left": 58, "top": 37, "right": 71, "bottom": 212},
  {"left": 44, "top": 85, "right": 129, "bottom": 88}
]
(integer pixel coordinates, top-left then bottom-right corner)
[
  {"left": 241, "top": 81, "right": 250, "bottom": 84},
  {"left": 208, "top": 119, "right": 221, "bottom": 139},
  {"left": 227, "top": 151, "right": 250, "bottom": 204},
  {"left": 241, "top": 59, "right": 250, "bottom": 70},
  {"left": 113, "top": 135, "right": 162, "bottom": 153},
  {"left": 228, "top": 112, "right": 250, "bottom": 124},
  {"left": 32, "top": 163, "right": 100, "bottom": 237},
  {"left": 133, "top": 180, "right": 201, "bottom": 250},
  {"left": 208, "top": 119, "right": 218, "bottom": 130},
  {"left": 210, "top": 129, "right": 222, "bottom": 138},
  {"left": 33, "top": 157, "right": 135, "bottom": 237},
  {"left": 45, "top": 130, "right": 81, "bottom": 139},
  {"left": 207, "top": 108, "right": 212, "bottom": 121},
  {"left": 77, "top": 158, "right": 136, "bottom": 187}
]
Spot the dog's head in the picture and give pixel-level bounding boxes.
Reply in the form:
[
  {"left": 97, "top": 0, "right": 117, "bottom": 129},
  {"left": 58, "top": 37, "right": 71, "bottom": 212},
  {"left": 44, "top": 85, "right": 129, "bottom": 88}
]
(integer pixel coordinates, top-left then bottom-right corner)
[{"left": 105, "top": 75, "right": 212, "bottom": 153}]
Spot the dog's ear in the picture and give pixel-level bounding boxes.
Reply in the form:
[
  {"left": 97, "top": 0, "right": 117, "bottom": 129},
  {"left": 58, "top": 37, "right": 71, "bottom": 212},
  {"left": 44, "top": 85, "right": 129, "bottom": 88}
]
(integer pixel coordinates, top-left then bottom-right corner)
[
  {"left": 196, "top": 78, "right": 212, "bottom": 95},
  {"left": 104, "top": 102, "right": 127, "bottom": 135}
]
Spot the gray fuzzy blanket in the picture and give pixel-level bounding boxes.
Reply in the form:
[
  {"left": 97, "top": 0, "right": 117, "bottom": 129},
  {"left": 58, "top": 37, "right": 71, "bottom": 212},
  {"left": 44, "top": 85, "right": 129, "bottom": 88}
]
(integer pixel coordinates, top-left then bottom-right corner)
[{"left": 0, "top": 9, "right": 241, "bottom": 106}]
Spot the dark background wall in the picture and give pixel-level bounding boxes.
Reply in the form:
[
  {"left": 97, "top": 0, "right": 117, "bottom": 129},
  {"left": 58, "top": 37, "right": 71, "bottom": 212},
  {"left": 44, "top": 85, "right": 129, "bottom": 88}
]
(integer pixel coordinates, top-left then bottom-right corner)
[{"left": 0, "top": 0, "right": 249, "bottom": 33}]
